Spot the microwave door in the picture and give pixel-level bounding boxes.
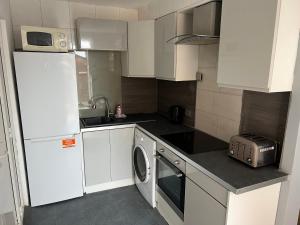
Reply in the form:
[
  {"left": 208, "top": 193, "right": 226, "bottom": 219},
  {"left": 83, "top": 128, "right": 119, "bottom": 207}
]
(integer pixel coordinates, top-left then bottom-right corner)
[{"left": 27, "top": 32, "right": 53, "bottom": 46}]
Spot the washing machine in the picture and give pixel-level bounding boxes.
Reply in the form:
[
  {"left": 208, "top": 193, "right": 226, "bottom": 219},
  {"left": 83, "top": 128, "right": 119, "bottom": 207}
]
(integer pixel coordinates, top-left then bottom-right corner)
[{"left": 133, "top": 128, "right": 156, "bottom": 208}]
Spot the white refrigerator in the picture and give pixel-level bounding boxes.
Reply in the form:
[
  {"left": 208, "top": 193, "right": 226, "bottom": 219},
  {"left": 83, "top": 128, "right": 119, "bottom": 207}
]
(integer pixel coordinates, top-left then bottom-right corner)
[{"left": 14, "top": 52, "right": 83, "bottom": 207}]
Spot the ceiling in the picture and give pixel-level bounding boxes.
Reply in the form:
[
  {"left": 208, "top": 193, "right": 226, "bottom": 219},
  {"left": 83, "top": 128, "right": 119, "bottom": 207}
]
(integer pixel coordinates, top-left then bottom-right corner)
[{"left": 66, "top": 0, "right": 153, "bottom": 9}]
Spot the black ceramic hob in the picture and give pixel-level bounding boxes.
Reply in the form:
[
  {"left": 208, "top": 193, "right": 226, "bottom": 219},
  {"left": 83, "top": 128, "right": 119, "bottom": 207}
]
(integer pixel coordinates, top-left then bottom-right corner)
[{"left": 160, "top": 130, "right": 229, "bottom": 155}]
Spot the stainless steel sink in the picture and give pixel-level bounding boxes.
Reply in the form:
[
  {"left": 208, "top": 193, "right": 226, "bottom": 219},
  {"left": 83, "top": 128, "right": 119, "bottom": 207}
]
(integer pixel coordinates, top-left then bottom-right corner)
[{"left": 81, "top": 116, "right": 115, "bottom": 128}]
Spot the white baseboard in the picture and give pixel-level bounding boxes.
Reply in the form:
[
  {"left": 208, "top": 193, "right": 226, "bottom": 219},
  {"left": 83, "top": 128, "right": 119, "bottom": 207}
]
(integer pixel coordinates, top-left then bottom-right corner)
[{"left": 84, "top": 178, "right": 135, "bottom": 194}]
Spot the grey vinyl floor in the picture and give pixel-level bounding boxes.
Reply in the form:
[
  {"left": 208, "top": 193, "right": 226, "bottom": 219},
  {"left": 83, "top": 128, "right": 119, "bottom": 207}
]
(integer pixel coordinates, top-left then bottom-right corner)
[{"left": 23, "top": 185, "right": 168, "bottom": 225}]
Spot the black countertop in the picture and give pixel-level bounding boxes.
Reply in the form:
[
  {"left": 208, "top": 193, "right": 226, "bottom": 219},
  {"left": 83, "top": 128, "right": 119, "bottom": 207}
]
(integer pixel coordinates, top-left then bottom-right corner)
[
  {"left": 80, "top": 113, "right": 160, "bottom": 129},
  {"left": 135, "top": 116, "right": 288, "bottom": 194},
  {"left": 81, "top": 113, "right": 288, "bottom": 194}
]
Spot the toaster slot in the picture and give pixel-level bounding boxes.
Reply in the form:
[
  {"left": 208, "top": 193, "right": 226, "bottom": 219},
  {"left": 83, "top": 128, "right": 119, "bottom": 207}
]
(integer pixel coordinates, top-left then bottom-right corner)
[{"left": 237, "top": 143, "right": 245, "bottom": 161}]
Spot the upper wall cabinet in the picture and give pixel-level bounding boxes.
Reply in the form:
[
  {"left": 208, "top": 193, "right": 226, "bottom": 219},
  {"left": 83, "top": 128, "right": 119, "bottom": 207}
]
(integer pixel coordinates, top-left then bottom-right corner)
[
  {"left": 217, "top": 0, "right": 300, "bottom": 92},
  {"left": 122, "top": 20, "right": 155, "bottom": 78},
  {"left": 155, "top": 12, "right": 199, "bottom": 81},
  {"left": 77, "top": 18, "right": 127, "bottom": 51}
]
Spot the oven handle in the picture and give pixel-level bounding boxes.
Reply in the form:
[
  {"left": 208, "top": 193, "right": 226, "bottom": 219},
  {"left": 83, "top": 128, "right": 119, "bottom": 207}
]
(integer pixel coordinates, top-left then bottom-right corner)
[{"left": 155, "top": 154, "right": 184, "bottom": 177}]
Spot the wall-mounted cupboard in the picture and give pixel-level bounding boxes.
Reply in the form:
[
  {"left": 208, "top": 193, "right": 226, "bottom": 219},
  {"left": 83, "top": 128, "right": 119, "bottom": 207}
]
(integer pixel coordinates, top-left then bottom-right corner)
[
  {"left": 155, "top": 12, "right": 199, "bottom": 81},
  {"left": 217, "top": 0, "right": 300, "bottom": 92},
  {"left": 122, "top": 20, "right": 155, "bottom": 78}
]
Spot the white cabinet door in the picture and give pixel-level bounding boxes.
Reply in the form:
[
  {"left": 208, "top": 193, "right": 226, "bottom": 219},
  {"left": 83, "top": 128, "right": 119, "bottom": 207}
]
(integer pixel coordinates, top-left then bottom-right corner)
[
  {"left": 83, "top": 130, "right": 111, "bottom": 186},
  {"left": 155, "top": 13, "right": 176, "bottom": 80},
  {"left": 217, "top": 0, "right": 276, "bottom": 92},
  {"left": 110, "top": 128, "right": 134, "bottom": 181},
  {"left": 155, "top": 13, "right": 198, "bottom": 81},
  {"left": 123, "top": 20, "right": 155, "bottom": 78},
  {"left": 217, "top": 0, "right": 300, "bottom": 92},
  {"left": 184, "top": 178, "right": 226, "bottom": 225}
]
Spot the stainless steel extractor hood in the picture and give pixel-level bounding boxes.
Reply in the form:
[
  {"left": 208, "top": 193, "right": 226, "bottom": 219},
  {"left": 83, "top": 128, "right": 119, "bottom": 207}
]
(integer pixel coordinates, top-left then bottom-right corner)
[{"left": 168, "top": 1, "right": 222, "bottom": 45}]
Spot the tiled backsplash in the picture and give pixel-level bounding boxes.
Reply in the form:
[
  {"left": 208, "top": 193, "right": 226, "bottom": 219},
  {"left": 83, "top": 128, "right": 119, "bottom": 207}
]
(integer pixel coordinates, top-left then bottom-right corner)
[
  {"left": 157, "top": 80, "right": 197, "bottom": 127},
  {"left": 240, "top": 91, "right": 290, "bottom": 163},
  {"left": 121, "top": 77, "right": 157, "bottom": 114},
  {"left": 195, "top": 44, "right": 243, "bottom": 142},
  {"left": 79, "top": 51, "right": 122, "bottom": 118}
]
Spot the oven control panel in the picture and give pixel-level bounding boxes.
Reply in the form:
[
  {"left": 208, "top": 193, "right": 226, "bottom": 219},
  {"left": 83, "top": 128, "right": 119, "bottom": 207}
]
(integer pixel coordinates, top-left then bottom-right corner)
[{"left": 156, "top": 142, "right": 186, "bottom": 173}]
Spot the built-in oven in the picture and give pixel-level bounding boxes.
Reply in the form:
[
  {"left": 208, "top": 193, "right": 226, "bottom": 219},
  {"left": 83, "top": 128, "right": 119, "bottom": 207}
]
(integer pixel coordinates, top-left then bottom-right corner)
[{"left": 156, "top": 142, "right": 186, "bottom": 219}]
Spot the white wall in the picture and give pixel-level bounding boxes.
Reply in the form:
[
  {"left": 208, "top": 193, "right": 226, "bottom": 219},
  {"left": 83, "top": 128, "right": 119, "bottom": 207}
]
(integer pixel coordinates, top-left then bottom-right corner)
[
  {"left": 276, "top": 35, "right": 300, "bottom": 225},
  {"left": 0, "top": 0, "right": 24, "bottom": 218},
  {"left": 9, "top": 0, "right": 138, "bottom": 49},
  {"left": 195, "top": 44, "right": 242, "bottom": 142},
  {"left": 138, "top": 0, "right": 211, "bottom": 20},
  {"left": 0, "top": 0, "right": 13, "bottom": 50}
]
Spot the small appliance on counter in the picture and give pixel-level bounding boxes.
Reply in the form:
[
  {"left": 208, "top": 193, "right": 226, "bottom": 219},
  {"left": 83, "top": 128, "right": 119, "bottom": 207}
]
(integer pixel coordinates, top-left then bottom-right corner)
[
  {"left": 229, "top": 134, "right": 278, "bottom": 168},
  {"left": 169, "top": 105, "right": 185, "bottom": 124},
  {"left": 114, "top": 104, "right": 126, "bottom": 119}
]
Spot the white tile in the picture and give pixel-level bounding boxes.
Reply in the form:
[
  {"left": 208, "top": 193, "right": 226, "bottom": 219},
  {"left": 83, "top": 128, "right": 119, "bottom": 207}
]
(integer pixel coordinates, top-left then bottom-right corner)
[
  {"left": 216, "top": 118, "right": 240, "bottom": 142},
  {"left": 119, "top": 8, "right": 138, "bottom": 21},
  {"left": 195, "top": 110, "right": 218, "bottom": 137},
  {"left": 198, "top": 44, "right": 219, "bottom": 68},
  {"left": 10, "top": 0, "right": 42, "bottom": 27},
  {"left": 138, "top": 6, "right": 151, "bottom": 20},
  {"left": 218, "top": 87, "right": 243, "bottom": 96},
  {"left": 95, "top": 6, "right": 119, "bottom": 20},
  {"left": 197, "top": 67, "right": 219, "bottom": 92},
  {"left": 69, "top": 2, "right": 95, "bottom": 28},
  {"left": 147, "top": 1, "right": 160, "bottom": 19},
  {"left": 213, "top": 93, "right": 242, "bottom": 121},
  {"left": 41, "top": 0, "right": 70, "bottom": 28},
  {"left": 196, "top": 89, "right": 214, "bottom": 113}
]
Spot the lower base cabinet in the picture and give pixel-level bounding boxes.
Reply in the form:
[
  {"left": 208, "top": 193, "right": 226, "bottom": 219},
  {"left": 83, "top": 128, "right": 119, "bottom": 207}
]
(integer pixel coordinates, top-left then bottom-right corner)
[
  {"left": 82, "top": 127, "right": 134, "bottom": 189},
  {"left": 184, "top": 163, "right": 281, "bottom": 225},
  {"left": 184, "top": 178, "right": 226, "bottom": 225},
  {"left": 110, "top": 128, "right": 134, "bottom": 181},
  {"left": 83, "top": 130, "right": 111, "bottom": 186}
]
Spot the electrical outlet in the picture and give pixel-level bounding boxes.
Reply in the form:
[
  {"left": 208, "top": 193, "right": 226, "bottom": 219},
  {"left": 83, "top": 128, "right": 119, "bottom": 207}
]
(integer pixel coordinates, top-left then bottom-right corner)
[{"left": 185, "top": 109, "right": 192, "bottom": 118}]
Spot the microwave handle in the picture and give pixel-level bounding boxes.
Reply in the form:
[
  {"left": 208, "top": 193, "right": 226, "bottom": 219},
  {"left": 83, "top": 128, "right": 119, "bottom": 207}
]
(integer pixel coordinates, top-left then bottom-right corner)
[{"left": 156, "top": 154, "right": 182, "bottom": 175}]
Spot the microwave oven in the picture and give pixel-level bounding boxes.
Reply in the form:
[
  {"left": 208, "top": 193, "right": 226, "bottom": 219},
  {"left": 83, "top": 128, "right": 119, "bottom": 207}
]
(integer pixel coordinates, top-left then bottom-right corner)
[{"left": 21, "top": 26, "right": 68, "bottom": 52}]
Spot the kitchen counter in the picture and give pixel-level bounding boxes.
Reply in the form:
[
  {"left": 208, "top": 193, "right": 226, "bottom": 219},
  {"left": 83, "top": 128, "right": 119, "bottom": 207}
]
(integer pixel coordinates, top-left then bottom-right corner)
[
  {"left": 80, "top": 113, "right": 159, "bottom": 131},
  {"left": 136, "top": 119, "right": 288, "bottom": 195},
  {"left": 80, "top": 113, "right": 288, "bottom": 194}
]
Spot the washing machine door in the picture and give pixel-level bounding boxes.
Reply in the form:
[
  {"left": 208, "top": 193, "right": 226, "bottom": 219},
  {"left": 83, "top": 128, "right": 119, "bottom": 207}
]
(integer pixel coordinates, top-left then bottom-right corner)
[{"left": 133, "top": 145, "right": 150, "bottom": 183}]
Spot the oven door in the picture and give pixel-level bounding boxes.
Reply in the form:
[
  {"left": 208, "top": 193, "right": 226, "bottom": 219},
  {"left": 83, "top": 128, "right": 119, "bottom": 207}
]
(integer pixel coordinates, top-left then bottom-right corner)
[{"left": 156, "top": 154, "right": 185, "bottom": 219}]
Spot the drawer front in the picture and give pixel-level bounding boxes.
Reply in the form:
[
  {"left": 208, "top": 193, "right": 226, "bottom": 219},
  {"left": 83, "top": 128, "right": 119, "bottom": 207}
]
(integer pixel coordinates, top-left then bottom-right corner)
[
  {"left": 184, "top": 178, "right": 226, "bottom": 225},
  {"left": 186, "top": 163, "right": 228, "bottom": 206},
  {"left": 157, "top": 142, "right": 186, "bottom": 173}
]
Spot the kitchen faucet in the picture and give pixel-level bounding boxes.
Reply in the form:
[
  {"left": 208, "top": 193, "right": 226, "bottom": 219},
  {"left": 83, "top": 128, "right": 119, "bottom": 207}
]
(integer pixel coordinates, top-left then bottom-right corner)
[{"left": 88, "top": 96, "right": 112, "bottom": 118}]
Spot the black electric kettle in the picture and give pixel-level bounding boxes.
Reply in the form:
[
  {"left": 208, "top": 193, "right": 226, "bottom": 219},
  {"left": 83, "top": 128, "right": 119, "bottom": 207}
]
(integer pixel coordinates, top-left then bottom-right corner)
[{"left": 169, "top": 105, "right": 185, "bottom": 124}]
